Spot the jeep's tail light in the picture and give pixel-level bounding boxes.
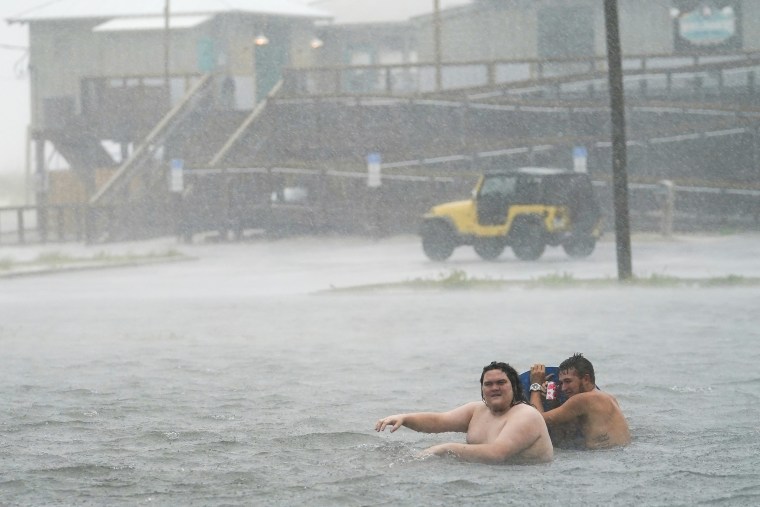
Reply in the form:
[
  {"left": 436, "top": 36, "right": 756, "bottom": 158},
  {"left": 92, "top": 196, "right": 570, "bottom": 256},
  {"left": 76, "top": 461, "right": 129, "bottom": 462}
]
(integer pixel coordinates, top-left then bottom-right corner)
[{"left": 553, "top": 210, "right": 568, "bottom": 229}]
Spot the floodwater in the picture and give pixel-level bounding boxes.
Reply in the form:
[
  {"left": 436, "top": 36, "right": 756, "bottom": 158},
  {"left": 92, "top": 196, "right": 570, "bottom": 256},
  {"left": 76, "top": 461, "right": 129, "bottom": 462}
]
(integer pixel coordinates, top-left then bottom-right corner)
[{"left": 2, "top": 234, "right": 760, "bottom": 506}]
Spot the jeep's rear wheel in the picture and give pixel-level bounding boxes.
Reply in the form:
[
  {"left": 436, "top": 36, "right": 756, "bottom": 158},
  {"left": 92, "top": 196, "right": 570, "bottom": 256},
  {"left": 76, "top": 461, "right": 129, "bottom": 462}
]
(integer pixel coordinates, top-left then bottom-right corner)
[
  {"left": 511, "top": 221, "right": 546, "bottom": 261},
  {"left": 474, "top": 238, "right": 506, "bottom": 260},
  {"left": 563, "top": 236, "right": 596, "bottom": 258},
  {"left": 421, "top": 222, "right": 456, "bottom": 261}
]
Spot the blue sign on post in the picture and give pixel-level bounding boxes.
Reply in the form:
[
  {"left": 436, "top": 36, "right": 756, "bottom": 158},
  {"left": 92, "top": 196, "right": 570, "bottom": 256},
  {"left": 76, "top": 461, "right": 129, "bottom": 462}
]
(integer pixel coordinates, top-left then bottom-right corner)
[
  {"left": 367, "top": 152, "right": 382, "bottom": 187},
  {"left": 170, "top": 158, "right": 184, "bottom": 192},
  {"left": 573, "top": 146, "right": 588, "bottom": 173}
]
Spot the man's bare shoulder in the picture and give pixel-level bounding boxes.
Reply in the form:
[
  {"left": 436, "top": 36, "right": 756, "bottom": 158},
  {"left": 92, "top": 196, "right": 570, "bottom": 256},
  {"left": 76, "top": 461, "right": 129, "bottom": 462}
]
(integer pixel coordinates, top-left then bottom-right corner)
[
  {"left": 588, "top": 389, "right": 622, "bottom": 405},
  {"left": 568, "top": 390, "right": 624, "bottom": 413},
  {"left": 459, "top": 401, "right": 487, "bottom": 418},
  {"left": 465, "top": 401, "right": 486, "bottom": 412},
  {"left": 454, "top": 401, "right": 486, "bottom": 415},
  {"left": 508, "top": 403, "right": 544, "bottom": 420}
]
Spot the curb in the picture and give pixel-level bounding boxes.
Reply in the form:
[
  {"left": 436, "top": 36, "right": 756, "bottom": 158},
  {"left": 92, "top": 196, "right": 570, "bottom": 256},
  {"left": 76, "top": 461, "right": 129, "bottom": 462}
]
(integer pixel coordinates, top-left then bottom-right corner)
[{"left": 0, "top": 255, "right": 195, "bottom": 279}]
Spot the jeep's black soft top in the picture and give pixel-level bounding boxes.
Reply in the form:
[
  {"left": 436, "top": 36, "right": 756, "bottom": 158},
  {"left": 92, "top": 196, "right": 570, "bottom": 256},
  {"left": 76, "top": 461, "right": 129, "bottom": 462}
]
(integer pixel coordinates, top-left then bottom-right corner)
[{"left": 480, "top": 167, "right": 599, "bottom": 225}]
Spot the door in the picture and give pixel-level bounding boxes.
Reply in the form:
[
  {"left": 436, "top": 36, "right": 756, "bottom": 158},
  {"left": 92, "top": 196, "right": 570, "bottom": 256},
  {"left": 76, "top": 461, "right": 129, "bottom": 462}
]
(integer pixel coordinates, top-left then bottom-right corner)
[
  {"left": 477, "top": 175, "right": 516, "bottom": 226},
  {"left": 255, "top": 22, "right": 289, "bottom": 103}
]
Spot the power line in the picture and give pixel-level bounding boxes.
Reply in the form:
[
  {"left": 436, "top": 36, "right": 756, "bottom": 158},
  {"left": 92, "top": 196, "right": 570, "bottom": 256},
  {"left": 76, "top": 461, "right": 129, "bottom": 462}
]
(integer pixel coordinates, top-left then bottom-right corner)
[
  {"left": 0, "top": 43, "right": 28, "bottom": 51},
  {"left": 8, "top": 0, "right": 68, "bottom": 20}
]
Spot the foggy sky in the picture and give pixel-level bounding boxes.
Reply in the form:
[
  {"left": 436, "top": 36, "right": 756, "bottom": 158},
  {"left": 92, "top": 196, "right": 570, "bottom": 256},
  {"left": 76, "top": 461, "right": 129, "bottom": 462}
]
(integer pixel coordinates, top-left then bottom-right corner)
[{"left": 0, "top": 0, "right": 29, "bottom": 176}]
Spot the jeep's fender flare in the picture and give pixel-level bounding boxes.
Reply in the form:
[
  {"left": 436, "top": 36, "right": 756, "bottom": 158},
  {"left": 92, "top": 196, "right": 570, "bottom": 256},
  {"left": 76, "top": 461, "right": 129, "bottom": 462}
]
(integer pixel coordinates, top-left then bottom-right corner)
[
  {"left": 420, "top": 216, "right": 460, "bottom": 241},
  {"left": 506, "top": 213, "right": 545, "bottom": 242}
]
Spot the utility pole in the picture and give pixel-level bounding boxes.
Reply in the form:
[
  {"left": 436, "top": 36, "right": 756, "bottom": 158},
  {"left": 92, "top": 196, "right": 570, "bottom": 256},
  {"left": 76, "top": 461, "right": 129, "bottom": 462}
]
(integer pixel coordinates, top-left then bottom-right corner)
[
  {"left": 604, "top": 0, "right": 633, "bottom": 281},
  {"left": 164, "top": 0, "right": 171, "bottom": 104},
  {"left": 433, "top": 0, "right": 442, "bottom": 91}
]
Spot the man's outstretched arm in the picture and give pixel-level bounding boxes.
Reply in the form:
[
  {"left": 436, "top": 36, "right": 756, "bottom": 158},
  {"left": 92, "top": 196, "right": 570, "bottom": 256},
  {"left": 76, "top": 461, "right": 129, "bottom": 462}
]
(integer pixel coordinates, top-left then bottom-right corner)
[{"left": 375, "top": 402, "right": 477, "bottom": 434}]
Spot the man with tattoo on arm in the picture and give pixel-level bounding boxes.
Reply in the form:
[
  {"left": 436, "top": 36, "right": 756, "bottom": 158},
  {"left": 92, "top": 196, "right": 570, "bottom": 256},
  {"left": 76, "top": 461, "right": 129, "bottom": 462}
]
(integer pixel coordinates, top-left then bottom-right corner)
[{"left": 529, "top": 353, "right": 630, "bottom": 449}]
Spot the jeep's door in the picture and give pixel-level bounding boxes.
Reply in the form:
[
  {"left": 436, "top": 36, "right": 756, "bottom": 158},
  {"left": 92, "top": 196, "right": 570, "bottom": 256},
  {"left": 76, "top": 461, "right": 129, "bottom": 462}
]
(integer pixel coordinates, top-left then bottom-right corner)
[{"left": 476, "top": 175, "right": 516, "bottom": 226}]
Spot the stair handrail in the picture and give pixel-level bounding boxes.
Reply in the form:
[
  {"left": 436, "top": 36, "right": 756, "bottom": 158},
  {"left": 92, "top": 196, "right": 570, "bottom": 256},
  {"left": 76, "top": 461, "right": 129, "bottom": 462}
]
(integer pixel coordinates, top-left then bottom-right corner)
[
  {"left": 90, "top": 73, "right": 214, "bottom": 206},
  {"left": 208, "top": 79, "right": 283, "bottom": 167}
]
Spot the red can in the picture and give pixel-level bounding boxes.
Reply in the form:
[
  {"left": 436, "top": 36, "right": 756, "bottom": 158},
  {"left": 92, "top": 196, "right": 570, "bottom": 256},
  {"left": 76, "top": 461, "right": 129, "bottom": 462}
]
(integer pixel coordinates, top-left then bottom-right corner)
[{"left": 546, "top": 381, "right": 556, "bottom": 400}]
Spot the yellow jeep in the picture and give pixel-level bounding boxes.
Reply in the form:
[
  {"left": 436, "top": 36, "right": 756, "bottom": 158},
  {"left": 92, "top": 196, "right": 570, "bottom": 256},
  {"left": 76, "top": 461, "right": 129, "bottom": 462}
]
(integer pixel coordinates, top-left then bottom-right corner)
[{"left": 419, "top": 167, "right": 602, "bottom": 261}]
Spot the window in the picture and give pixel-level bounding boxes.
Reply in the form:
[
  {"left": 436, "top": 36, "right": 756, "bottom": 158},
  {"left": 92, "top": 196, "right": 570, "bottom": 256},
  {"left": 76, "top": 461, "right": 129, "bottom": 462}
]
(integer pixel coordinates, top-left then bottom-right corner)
[{"left": 479, "top": 175, "right": 516, "bottom": 199}]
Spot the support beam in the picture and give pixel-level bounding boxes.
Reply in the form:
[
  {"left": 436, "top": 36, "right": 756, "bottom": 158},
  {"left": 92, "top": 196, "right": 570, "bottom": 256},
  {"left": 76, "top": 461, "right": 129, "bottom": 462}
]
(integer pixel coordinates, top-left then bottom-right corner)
[{"left": 34, "top": 135, "right": 48, "bottom": 242}]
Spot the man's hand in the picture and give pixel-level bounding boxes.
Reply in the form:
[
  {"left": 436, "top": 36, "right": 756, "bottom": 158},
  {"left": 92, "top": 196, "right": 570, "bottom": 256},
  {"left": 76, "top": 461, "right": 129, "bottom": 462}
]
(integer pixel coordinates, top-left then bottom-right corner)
[
  {"left": 530, "top": 363, "right": 547, "bottom": 385},
  {"left": 375, "top": 414, "right": 406, "bottom": 432}
]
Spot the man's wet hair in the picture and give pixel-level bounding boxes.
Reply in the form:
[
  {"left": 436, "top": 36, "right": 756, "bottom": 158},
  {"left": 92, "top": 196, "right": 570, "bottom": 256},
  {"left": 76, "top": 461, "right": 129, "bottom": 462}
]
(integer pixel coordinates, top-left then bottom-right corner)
[
  {"left": 559, "top": 353, "right": 595, "bottom": 384},
  {"left": 479, "top": 361, "right": 527, "bottom": 405}
]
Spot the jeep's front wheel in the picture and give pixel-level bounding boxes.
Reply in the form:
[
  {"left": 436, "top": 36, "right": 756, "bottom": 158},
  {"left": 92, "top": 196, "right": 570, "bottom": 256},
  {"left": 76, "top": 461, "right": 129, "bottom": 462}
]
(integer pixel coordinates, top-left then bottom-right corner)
[
  {"left": 563, "top": 236, "right": 596, "bottom": 258},
  {"left": 474, "top": 238, "right": 506, "bottom": 260},
  {"left": 511, "top": 221, "right": 546, "bottom": 261},
  {"left": 421, "top": 222, "right": 456, "bottom": 261}
]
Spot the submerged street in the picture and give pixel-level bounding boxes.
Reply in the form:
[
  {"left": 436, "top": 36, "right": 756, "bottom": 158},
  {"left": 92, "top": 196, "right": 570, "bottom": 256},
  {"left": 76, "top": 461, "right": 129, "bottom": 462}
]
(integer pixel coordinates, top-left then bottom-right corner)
[{"left": 2, "top": 232, "right": 760, "bottom": 506}]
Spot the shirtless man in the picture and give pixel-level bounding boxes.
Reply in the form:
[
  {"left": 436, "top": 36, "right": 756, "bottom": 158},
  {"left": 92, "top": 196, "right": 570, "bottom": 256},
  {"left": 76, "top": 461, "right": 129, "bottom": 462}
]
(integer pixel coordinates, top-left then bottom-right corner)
[
  {"left": 529, "top": 353, "right": 630, "bottom": 449},
  {"left": 375, "top": 361, "right": 553, "bottom": 464}
]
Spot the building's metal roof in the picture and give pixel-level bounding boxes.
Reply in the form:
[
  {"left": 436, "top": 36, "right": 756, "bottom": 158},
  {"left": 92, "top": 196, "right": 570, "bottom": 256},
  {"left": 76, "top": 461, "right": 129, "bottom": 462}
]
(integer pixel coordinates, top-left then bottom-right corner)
[
  {"left": 7, "top": 0, "right": 331, "bottom": 23},
  {"left": 6, "top": 0, "right": 479, "bottom": 26},
  {"left": 306, "top": 0, "right": 473, "bottom": 25},
  {"left": 93, "top": 15, "right": 212, "bottom": 32}
]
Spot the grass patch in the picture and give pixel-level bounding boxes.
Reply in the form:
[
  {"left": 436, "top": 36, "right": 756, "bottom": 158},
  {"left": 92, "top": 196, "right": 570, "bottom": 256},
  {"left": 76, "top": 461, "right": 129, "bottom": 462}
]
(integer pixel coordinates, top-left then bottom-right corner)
[
  {"left": 407, "top": 268, "right": 499, "bottom": 289},
  {"left": 0, "top": 249, "right": 186, "bottom": 273},
  {"left": 36, "top": 251, "right": 75, "bottom": 266},
  {"left": 531, "top": 272, "right": 577, "bottom": 286},
  {"left": 525, "top": 273, "right": 755, "bottom": 288},
  {"left": 326, "top": 270, "right": 760, "bottom": 292},
  {"left": 623, "top": 273, "right": 753, "bottom": 287}
]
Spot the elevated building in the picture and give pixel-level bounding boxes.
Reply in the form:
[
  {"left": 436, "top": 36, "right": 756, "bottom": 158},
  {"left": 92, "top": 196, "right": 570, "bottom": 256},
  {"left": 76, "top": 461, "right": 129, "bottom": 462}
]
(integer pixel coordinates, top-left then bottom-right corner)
[{"left": 6, "top": 0, "right": 759, "bottom": 241}]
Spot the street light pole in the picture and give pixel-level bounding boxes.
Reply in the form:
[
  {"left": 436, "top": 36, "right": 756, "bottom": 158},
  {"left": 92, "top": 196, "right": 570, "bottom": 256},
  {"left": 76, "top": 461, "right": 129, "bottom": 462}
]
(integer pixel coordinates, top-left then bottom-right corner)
[
  {"left": 164, "top": 0, "right": 171, "bottom": 104},
  {"left": 604, "top": 0, "right": 633, "bottom": 281},
  {"left": 433, "top": 0, "right": 442, "bottom": 91}
]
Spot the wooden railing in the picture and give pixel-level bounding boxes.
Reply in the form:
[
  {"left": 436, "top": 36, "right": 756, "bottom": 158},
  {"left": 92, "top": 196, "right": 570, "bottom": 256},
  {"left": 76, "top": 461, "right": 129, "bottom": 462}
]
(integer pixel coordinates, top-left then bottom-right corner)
[
  {"left": 281, "top": 51, "right": 760, "bottom": 98},
  {"left": 89, "top": 73, "right": 214, "bottom": 207},
  {"left": 0, "top": 204, "right": 88, "bottom": 244}
]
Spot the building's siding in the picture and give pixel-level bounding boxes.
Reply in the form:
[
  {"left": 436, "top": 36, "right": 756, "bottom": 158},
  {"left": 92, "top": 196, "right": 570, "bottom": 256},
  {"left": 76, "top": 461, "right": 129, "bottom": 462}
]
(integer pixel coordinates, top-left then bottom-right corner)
[
  {"left": 618, "top": 0, "right": 675, "bottom": 54},
  {"left": 416, "top": 0, "right": 755, "bottom": 63},
  {"left": 742, "top": 0, "right": 760, "bottom": 51}
]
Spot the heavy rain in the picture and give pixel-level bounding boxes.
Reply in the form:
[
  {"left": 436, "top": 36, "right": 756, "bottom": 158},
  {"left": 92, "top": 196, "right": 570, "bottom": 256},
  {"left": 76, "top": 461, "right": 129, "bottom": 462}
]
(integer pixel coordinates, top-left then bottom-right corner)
[{"left": 2, "top": 1, "right": 760, "bottom": 505}]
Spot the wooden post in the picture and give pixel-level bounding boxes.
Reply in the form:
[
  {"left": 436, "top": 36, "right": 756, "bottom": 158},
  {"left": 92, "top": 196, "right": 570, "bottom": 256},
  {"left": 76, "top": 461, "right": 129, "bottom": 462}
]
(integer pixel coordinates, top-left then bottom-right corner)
[
  {"left": 34, "top": 137, "right": 48, "bottom": 243},
  {"left": 659, "top": 180, "right": 674, "bottom": 237},
  {"left": 17, "top": 208, "right": 25, "bottom": 244},
  {"left": 56, "top": 206, "right": 65, "bottom": 241}
]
